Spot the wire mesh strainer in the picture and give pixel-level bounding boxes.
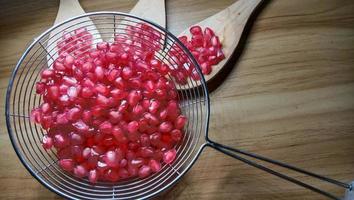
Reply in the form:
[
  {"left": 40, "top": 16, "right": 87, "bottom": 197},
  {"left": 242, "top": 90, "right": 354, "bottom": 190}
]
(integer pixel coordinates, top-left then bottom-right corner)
[{"left": 5, "top": 12, "right": 353, "bottom": 200}]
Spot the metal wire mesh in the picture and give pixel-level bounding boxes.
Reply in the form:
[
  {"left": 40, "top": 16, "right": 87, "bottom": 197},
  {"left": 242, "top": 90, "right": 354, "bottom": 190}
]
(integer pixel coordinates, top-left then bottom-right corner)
[{"left": 5, "top": 12, "right": 210, "bottom": 200}]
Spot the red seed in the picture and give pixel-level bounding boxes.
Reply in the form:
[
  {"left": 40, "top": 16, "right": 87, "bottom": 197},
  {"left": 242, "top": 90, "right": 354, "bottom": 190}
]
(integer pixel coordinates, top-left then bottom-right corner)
[
  {"left": 99, "top": 121, "right": 113, "bottom": 134},
  {"left": 175, "top": 115, "right": 187, "bottom": 129},
  {"left": 127, "top": 90, "right": 142, "bottom": 106},
  {"left": 149, "top": 159, "right": 161, "bottom": 172},
  {"left": 127, "top": 121, "right": 139, "bottom": 134},
  {"left": 122, "top": 66, "right": 133, "bottom": 80},
  {"left": 108, "top": 110, "right": 122, "bottom": 124},
  {"left": 54, "top": 133, "right": 69, "bottom": 148},
  {"left": 59, "top": 159, "right": 74, "bottom": 171},
  {"left": 104, "top": 150, "right": 120, "bottom": 167},
  {"left": 42, "top": 135, "right": 53, "bottom": 149},
  {"left": 159, "top": 122, "right": 173, "bottom": 133},
  {"left": 190, "top": 25, "right": 202, "bottom": 35},
  {"left": 163, "top": 148, "right": 177, "bottom": 164},
  {"left": 88, "top": 169, "right": 98, "bottom": 183},
  {"left": 74, "top": 164, "right": 88, "bottom": 178},
  {"left": 138, "top": 165, "right": 151, "bottom": 178}
]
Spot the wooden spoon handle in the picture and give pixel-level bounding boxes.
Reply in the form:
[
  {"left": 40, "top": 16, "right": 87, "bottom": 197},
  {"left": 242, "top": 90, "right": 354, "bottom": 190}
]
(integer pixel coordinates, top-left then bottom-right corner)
[
  {"left": 53, "top": 0, "right": 86, "bottom": 25},
  {"left": 129, "top": 0, "right": 166, "bottom": 28}
]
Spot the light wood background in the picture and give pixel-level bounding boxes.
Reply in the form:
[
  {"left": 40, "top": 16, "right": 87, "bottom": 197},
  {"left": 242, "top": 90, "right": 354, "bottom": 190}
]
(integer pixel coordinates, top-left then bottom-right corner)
[{"left": 1, "top": 0, "right": 354, "bottom": 199}]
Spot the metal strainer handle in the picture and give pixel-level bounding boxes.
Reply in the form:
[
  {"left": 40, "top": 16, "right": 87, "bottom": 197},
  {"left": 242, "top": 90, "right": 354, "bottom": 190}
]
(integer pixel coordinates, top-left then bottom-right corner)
[{"left": 206, "top": 141, "right": 352, "bottom": 200}]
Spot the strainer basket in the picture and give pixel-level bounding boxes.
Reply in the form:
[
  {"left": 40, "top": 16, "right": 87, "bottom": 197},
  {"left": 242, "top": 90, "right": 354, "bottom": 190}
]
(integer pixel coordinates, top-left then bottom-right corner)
[{"left": 5, "top": 12, "right": 353, "bottom": 200}]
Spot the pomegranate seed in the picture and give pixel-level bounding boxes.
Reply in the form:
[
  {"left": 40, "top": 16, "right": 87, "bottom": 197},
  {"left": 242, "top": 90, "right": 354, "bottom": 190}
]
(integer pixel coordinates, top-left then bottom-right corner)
[
  {"left": 94, "top": 66, "right": 105, "bottom": 80},
  {"left": 159, "top": 122, "right": 173, "bottom": 133},
  {"left": 97, "top": 42, "right": 109, "bottom": 51},
  {"left": 67, "top": 107, "right": 81, "bottom": 121},
  {"left": 148, "top": 100, "right": 160, "bottom": 114},
  {"left": 138, "top": 165, "right": 151, "bottom": 178},
  {"left": 72, "top": 120, "right": 89, "bottom": 133},
  {"left": 99, "top": 121, "right": 113, "bottom": 134},
  {"left": 42, "top": 135, "right": 53, "bottom": 149},
  {"left": 74, "top": 164, "right": 88, "bottom": 178},
  {"left": 54, "top": 133, "right": 69, "bottom": 148},
  {"left": 122, "top": 66, "right": 133, "bottom": 80},
  {"left": 41, "top": 69, "right": 55, "bottom": 79},
  {"left": 175, "top": 115, "right": 187, "bottom": 129},
  {"left": 48, "top": 86, "right": 60, "bottom": 100},
  {"left": 59, "top": 159, "right": 74, "bottom": 171},
  {"left": 104, "top": 150, "right": 120, "bottom": 167},
  {"left": 190, "top": 25, "right": 202, "bottom": 35},
  {"left": 71, "top": 132, "right": 84, "bottom": 145},
  {"left": 119, "top": 168, "right": 129, "bottom": 179},
  {"left": 127, "top": 90, "right": 142, "bottom": 106},
  {"left": 163, "top": 148, "right": 177, "bottom": 164},
  {"left": 149, "top": 159, "right": 161, "bottom": 172},
  {"left": 88, "top": 169, "right": 98, "bottom": 183},
  {"left": 36, "top": 82, "right": 46, "bottom": 94},
  {"left": 108, "top": 110, "right": 122, "bottom": 124}
]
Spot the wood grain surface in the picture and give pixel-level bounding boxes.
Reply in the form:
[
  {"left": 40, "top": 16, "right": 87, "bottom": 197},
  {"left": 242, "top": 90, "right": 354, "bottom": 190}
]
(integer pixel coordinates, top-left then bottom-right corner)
[{"left": 1, "top": 0, "right": 354, "bottom": 199}]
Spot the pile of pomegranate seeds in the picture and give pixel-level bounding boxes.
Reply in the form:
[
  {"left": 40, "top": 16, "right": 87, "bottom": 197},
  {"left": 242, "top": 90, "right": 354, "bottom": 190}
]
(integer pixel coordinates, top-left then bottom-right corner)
[
  {"left": 31, "top": 25, "right": 188, "bottom": 183},
  {"left": 167, "top": 25, "right": 225, "bottom": 84}
]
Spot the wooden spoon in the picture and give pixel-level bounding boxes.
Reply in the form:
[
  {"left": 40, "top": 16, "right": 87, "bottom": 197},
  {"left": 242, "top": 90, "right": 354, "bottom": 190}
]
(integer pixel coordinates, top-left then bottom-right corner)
[
  {"left": 46, "top": 0, "right": 102, "bottom": 66},
  {"left": 177, "top": 0, "right": 264, "bottom": 86},
  {"left": 129, "top": 0, "right": 166, "bottom": 28}
]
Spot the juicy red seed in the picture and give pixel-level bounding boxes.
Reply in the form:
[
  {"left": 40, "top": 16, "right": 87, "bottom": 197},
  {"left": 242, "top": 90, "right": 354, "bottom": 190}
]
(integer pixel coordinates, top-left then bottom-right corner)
[
  {"left": 99, "top": 121, "right": 113, "bottom": 134},
  {"left": 171, "top": 129, "right": 183, "bottom": 141},
  {"left": 138, "top": 165, "right": 152, "bottom": 178},
  {"left": 74, "top": 164, "right": 88, "bottom": 178},
  {"left": 41, "top": 103, "right": 51, "bottom": 113},
  {"left": 81, "top": 87, "right": 94, "bottom": 98},
  {"left": 54, "top": 134, "right": 69, "bottom": 148},
  {"left": 159, "top": 122, "right": 173, "bottom": 133},
  {"left": 42, "top": 135, "right": 53, "bottom": 149},
  {"left": 97, "top": 42, "right": 109, "bottom": 50},
  {"left": 82, "top": 110, "right": 92, "bottom": 123},
  {"left": 41, "top": 69, "right": 54, "bottom": 79},
  {"left": 139, "top": 147, "right": 154, "bottom": 158},
  {"left": 127, "top": 121, "right": 139, "bottom": 134},
  {"left": 119, "top": 168, "right": 129, "bottom": 179},
  {"left": 112, "top": 126, "right": 127, "bottom": 143},
  {"left": 211, "top": 36, "right": 221, "bottom": 48},
  {"left": 67, "top": 107, "right": 81, "bottom": 121},
  {"left": 163, "top": 149, "right": 177, "bottom": 164},
  {"left": 95, "top": 84, "right": 110, "bottom": 96},
  {"left": 122, "top": 67, "right": 133, "bottom": 80},
  {"left": 111, "top": 88, "right": 127, "bottom": 100},
  {"left": 175, "top": 115, "right": 187, "bottom": 129},
  {"left": 130, "top": 158, "right": 144, "bottom": 167},
  {"left": 54, "top": 61, "right": 66, "bottom": 71},
  {"left": 108, "top": 110, "right": 122, "bottom": 124},
  {"left": 148, "top": 100, "right": 160, "bottom": 114},
  {"left": 48, "top": 86, "right": 60, "bottom": 99},
  {"left": 59, "top": 159, "right": 74, "bottom": 171},
  {"left": 127, "top": 90, "right": 142, "bottom": 106},
  {"left": 72, "top": 120, "right": 89, "bottom": 132},
  {"left": 190, "top": 25, "right": 202, "bottom": 35},
  {"left": 94, "top": 66, "right": 105, "bottom": 80},
  {"left": 200, "top": 62, "right": 212, "bottom": 75},
  {"left": 36, "top": 82, "right": 46, "bottom": 94},
  {"left": 70, "top": 132, "right": 84, "bottom": 145},
  {"left": 149, "top": 159, "right": 161, "bottom": 172},
  {"left": 104, "top": 150, "right": 119, "bottom": 167},
  {"left": 82, "top": 62, "right": 94, "bottom": 72},
  {"left": 88, "top": 169, "right": 98, "bottom": 183},
  {"left": 64, "top": 55, "right": 74, "bottom": 68},
  {"left": 96, "top": 94, "right": 110, "bottom": 106}
]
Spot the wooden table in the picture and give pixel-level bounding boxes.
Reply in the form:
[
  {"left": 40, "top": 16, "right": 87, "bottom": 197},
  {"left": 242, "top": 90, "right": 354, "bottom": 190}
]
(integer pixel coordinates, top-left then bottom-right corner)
[{"left": 1, "top": 0, "right": 353, "bottom": 199}]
